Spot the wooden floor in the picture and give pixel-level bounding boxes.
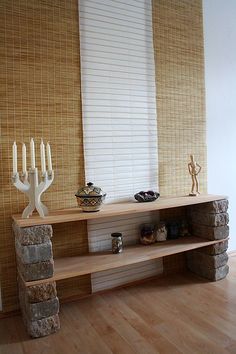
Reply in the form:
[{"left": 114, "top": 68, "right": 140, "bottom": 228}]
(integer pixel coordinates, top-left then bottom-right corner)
[{"left": 0, "top": 256, "right": 236, "bottom": 354}]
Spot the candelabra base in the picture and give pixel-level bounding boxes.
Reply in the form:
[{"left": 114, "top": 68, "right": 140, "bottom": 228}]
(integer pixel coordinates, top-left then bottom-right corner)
[{"left": 12, "top": 168, "right": 54, "bottom": 219}]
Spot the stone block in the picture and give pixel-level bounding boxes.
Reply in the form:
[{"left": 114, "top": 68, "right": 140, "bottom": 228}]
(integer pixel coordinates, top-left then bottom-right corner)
[
  {"left": 187, "top": 251, "right": 228, "bottom": 269},
  {"left": 17, "top": 258, "right": 54, "bottom": 281},
  {"left": 27, "top": 282, "right": 57, "bottom": 303},
  {"left": 25, "top": 297, "right": 59, "bottom": 321},
  {"left": 27, "top": 314, "right": 60, "bottom": 338},
  {"left": 13, "top": 223, "right": 53, "bottom": 246},
  {"left": 15, "top": 238, "right": 52, "bottom": 264},
  {"left": 192, "top": 224, "right": 229, "bottom": 240},
  {"left": 18, "top": 276, "right": 57, "bottom": 303},
  {"left": 187, "top": 262, "right": 229, "bottom": 281},
  {"left": 190, "top": 199, "right": 228, "bottom": 214},
  {"left": 198, "top": 240, "right": 228, "bottom": 256},
  {"left": 191, "top": 212, "right": 229, "bottom": 227},
  {"left": 18, "top": 277, "right": 60, "bottom": 337}
]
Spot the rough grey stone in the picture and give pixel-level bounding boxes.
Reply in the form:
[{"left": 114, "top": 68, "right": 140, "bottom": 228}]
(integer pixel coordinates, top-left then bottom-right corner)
[
  {"left": 15, "top": 238, "right": 52, "bottom": 264},
  {"left": 191, "top": 212, "right": 229, "bottom": 227},
  {"left": 18, "top": 281, "right": 27, "bottom": 319},
  {"left": 18, "top": 277, "right": 60, "bottom": 338},
  {"left": 15, "top": 222, "right": 60, "bottom": 338},
  {"left": 187, "top": 262, "right": 229, "bottom": 281},
  {"left": 17, "top": 258, "right": 54, "bottom": 281},
  {"left": 25, "top": 297, "right": 59, "bottom": 321},
  {"left": 19, "top": 279, "right": 58, "bottom": 321},
  {"left": 192, "top": 224, "right": 229, "bottom": 240},
  {"left": 27, "top": 314, "right": 60, "bottom": 338},
  {"left": 190, "top": 199, "right": 228, "bottom": 214},
  {"left": 187, "top": 251, "right": 228, "bottom": 269},
  {"left": 27, "top": 282, "right": 57, "bottom": 304},
  {"left": 197, "top": 240, "right": 228, "bottom": 256},
  {"left": 18, "top": 276, "right": 57, "bottom": 303},
  {"left": 13, "top": 223, "right": 53, "bottom": 245}
]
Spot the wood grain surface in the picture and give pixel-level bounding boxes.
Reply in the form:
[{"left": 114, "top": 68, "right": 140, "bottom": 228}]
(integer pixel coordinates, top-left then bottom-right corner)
[
  {"left": 13, "top": 194, "right": 227, "bottom": 227},
  {"left": 0, "top": 256, "right": 235, "bottom": 353}
]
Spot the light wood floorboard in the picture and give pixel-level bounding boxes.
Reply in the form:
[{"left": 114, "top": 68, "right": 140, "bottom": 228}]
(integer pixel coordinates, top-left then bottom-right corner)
[{"left": 0, "top": 256, "right": 236, "bottom": 354}]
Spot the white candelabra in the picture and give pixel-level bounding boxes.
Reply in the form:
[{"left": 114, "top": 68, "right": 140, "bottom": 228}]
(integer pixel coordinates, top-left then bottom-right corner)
[{"left": 12, "top": 139, "right": 54, "bottom": 218}]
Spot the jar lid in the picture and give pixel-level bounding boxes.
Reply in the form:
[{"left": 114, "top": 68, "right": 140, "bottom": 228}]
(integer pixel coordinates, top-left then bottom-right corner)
[
  {"left": 111, "top": 232, "right": 122, "bottom": 237},
  {"left": 75, "top": 182, "right": 104, "bottom": 197}
]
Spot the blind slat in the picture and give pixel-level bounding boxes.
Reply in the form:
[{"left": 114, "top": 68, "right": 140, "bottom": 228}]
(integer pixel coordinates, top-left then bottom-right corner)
[{"left": 79, "top": 0, "right": 161, "bottom": 292}]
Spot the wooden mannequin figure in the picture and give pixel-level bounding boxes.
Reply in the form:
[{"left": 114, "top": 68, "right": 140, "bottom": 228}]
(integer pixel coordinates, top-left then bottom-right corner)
[{"left": 188, "top": 154, "right": 202, "bottom": 196}]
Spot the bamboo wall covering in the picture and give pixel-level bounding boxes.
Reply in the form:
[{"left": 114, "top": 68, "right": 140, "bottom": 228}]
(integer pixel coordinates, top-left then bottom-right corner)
[
  {"left": 0, "top": 0, "right": 90, "bottom": 312},
  {"left": 152, "top": 0, "right": 207, "bottom": 196},
  {"left": 0, "top": 0, "right": 208, "bottom": 313}
]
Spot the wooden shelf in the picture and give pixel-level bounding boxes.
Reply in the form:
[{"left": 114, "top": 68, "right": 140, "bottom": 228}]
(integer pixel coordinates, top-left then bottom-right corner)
[
  {"left": 13, "top": 194, "right": 227, "bottom": 228},
  {"left": 24, "top": 236, "right": 228, "bottom": 287}
]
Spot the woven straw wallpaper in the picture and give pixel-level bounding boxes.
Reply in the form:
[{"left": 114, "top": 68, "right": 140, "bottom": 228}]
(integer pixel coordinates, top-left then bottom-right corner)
[
  {"left": 0, "top": 0, "right": 90, "bottom": 312},
  {"left": 152, "top": 0, "right": 207, "bottom": 196}
]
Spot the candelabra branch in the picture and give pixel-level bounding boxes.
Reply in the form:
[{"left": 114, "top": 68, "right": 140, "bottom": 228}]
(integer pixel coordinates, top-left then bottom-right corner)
[{"left": 12, "top": 173, "right": 30, "bottom": 194}]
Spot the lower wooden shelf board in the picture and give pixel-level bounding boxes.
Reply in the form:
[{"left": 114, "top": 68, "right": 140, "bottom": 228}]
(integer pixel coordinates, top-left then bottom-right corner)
[{"left": 24, "top": 236, "right": 227, "bottom": 287}]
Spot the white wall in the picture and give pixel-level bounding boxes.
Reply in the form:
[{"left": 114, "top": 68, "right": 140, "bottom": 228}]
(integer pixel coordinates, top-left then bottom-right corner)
[{"left": 203, "top": 0, "right": 236, "bottom": 251}]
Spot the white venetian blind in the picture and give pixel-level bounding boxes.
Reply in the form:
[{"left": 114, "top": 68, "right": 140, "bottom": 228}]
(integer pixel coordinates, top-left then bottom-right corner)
[
  {"left": 79, "top": 0, "right": 162, "bottom": 292},
  {"left": 79, "top": 0, "right": 158, "bottom": 202}
]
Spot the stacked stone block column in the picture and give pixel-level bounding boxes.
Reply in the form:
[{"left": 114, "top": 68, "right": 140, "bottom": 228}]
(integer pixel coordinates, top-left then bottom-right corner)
[
  {"left": 13, "top": 223, "right": 60, "bottom": 337},
  {"left": 186, "top": 199, "right": 229, "bottom": 281}
]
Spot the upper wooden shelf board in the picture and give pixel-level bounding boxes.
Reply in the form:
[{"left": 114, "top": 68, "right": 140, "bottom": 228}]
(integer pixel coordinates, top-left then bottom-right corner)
[
  {"left": 24, "top": 236, "right": 228, "bottom": 287},
  {"left": 12, "top": 194, "right": 227, "bottom": 228}
]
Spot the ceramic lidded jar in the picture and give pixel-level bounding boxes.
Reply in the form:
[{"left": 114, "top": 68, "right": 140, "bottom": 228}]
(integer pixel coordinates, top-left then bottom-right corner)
[{"left": 75, "top": 182, "right": 106, "bottom": 212}]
